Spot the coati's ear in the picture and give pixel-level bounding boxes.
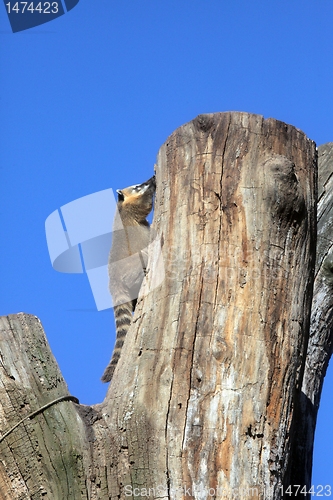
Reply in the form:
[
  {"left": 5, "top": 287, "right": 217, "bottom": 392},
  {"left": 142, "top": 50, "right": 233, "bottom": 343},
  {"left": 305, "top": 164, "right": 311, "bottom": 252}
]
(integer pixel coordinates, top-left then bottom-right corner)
[{"left": 117, "top": 189, "right": 124, "bottom": 202}]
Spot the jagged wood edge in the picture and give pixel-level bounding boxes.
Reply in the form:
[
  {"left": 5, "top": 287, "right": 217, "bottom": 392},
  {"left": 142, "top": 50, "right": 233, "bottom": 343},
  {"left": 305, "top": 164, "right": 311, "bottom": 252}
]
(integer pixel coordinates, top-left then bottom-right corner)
[{"left": 290, "top": 142, "right": 333, "bottom": 489}]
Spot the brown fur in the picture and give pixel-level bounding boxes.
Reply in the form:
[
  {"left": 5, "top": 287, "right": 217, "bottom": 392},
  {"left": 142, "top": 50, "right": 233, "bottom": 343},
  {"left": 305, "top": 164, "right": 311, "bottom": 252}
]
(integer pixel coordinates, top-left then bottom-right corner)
[{"left": 101, "top": 176, "right": 156, "bottom": 382}]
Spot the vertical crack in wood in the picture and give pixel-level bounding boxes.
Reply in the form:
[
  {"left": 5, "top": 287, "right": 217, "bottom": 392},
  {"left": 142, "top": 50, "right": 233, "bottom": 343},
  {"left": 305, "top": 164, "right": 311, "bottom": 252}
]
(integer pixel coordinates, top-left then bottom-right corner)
[
  {"left": 214, "top": 115, "right": 231, "bottom": 310},
  {"left": 165, "top": 353, "right": 174, "bottom": 500}
]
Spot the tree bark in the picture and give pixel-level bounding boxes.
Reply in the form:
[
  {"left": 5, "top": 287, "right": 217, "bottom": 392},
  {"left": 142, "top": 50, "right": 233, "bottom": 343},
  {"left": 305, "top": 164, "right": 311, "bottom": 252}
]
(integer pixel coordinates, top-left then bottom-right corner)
[
  {"left": 0, "top": 314, "right": 88, "bottom": 499},
  {"left": 0, "top": 112, "right": 324, "bottom": 500},
  {"left": 289, "top": 142, "right": 333, "bottom": 492}
]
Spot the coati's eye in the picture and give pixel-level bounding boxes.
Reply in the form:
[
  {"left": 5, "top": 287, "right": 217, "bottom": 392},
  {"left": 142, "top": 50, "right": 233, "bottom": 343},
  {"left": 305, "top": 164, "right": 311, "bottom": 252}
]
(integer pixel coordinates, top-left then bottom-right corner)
[{"left": 117, "top": 190, "right": 124, "bottom": 202}]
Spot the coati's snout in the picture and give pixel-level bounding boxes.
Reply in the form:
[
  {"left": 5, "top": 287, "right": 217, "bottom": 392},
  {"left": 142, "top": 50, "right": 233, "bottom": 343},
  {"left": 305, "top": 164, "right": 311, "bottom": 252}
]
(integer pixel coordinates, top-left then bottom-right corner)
[
  {"left": 117, "top": 175, "right": 156, "bottom": 202},
  {"left": 142, "top": 175, "right": 156, "bottom": 191}
]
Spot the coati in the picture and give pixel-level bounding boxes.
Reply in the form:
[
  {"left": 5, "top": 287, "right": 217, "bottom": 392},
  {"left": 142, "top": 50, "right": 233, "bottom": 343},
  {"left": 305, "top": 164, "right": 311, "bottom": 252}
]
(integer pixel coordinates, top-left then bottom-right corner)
[{"left": 101, "top": 175, "right": 156, "bottom": 383}]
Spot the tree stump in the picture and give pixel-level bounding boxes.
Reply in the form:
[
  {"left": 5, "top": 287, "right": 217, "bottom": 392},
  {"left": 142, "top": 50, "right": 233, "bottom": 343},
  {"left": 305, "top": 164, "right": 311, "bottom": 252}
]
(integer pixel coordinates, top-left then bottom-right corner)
[{"left": 0, "top": 113, "right": 323, "bottom": 500}]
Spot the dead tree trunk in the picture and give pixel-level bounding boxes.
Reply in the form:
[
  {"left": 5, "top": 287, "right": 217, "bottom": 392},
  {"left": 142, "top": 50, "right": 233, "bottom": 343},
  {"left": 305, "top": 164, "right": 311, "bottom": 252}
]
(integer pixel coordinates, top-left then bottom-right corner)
[
  {"left": 289, "top": 142, "right": 333, "bottom": 491},
  {"left": 0, "top": 112, "right": 325, "bottom": 500}
]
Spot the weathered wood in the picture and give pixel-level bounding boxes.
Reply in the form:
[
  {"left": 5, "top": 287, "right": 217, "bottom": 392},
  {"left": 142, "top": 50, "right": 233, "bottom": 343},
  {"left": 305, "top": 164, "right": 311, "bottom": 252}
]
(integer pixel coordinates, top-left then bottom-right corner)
[
  {"left": 0, "top": 113, "right": 321, "bottom": 500},
  {"left": 102, "top": 112, "right": 317, "bottom": 499},
  {"left": 290, "top": 143, "right": 333, "bottom": 491},
  {"left": 0, "top": 314, "right": 89, "bottom": 499}
]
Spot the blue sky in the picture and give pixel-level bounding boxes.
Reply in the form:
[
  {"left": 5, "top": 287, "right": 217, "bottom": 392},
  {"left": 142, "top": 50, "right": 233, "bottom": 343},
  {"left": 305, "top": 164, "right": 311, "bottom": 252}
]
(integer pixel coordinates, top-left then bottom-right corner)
[{"left": 0, "top": 0, "right": 332, "bottom": 487}]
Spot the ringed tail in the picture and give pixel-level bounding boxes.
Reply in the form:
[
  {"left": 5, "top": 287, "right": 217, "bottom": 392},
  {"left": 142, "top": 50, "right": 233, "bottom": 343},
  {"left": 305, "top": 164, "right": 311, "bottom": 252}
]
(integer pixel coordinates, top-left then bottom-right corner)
[{"left": 101, "top": 301, "right": 133, "bottom": 383}]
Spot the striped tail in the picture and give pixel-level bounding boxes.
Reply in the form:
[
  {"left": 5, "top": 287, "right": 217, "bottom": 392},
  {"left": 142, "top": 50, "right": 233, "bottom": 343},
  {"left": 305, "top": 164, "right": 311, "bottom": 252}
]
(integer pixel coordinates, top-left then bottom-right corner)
[{"left": 101, "top": 300, "right": 134, "bottom": 383}]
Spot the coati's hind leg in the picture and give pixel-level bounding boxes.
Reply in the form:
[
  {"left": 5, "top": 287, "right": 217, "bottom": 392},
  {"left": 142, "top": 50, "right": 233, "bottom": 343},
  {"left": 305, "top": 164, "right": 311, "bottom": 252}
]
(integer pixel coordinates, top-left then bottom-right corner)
[{"left": 101, "top": 299, "right": 136, "bottom": 383}]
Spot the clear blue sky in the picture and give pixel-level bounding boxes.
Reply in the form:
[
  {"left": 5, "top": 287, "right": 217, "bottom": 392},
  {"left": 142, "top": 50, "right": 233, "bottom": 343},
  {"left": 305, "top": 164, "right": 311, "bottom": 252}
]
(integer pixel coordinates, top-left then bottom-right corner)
[{"left": 1, "top": 0, "right": 332, "bottom": 487}]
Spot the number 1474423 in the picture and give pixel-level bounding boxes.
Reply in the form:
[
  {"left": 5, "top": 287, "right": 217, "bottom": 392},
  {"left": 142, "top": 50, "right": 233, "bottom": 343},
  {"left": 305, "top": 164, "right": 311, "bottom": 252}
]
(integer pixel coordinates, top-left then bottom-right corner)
[{"left": 5, "top": 2, "right": 59, "bottom": 14}]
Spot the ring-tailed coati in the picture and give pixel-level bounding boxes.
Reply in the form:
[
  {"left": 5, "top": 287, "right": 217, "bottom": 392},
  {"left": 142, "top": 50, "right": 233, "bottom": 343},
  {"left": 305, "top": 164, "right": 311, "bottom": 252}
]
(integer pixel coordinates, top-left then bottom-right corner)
[{"left": 101, "top": 175, "right": 156, "bottom": 383}]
